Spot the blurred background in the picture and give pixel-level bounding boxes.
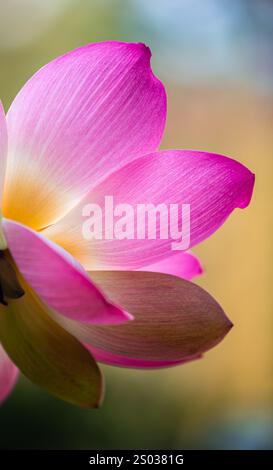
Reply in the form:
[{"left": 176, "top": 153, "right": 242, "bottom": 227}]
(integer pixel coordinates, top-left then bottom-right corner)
[{"left": 0, "top": 0, "right": 272, "bottom": 450}]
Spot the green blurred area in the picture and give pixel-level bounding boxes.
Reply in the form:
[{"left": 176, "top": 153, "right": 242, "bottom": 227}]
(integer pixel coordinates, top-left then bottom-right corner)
[{"left": 0, "top": 0, "right": 272, "bottom": 449}]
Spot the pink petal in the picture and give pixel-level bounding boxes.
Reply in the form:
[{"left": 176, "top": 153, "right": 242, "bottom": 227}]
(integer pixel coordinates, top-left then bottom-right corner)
[
  {"left": 0, "top": 343, "right": 18, "bottom": 404},
  {"left": 51, "top": 271, "right": 232, "bottom": 367},
  {"left": 138, "top": 251, "right": 203, "bottom": 280},
  {"left": 85, "top": 344, "right": 202, "bottom": 369},
  {"left": 44, "top": 150, "right": 255, "bottom": 269},
  {"left": 3, "top": 219, "right": 131, "bottom": 324},
  {"left": 0, "top": 102, "right": 8, "bottom": 207},
  {"left": 0, "top": 279, "right": 103, "bottom": 408},
  {"left": 3, "top": 42, "right": 166, "bottom": 230}
]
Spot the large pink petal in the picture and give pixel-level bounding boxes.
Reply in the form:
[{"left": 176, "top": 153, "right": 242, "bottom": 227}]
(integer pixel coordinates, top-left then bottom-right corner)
[
  {"left": 0, "top": 102, "right": 7, "bottom": 209},
  {"left": 51, "top": 271, "right": 232, "bottom": 367},
  {"left": 2, "top": 219, "right": 131, "bottom": 324},
  {"left": 3, "top": 42, "right": 166, "bottom": 230},
  {"left": 138, "top": 251, "right": 203, "bottom": 280},
  {"left": 44, "top": 150, "right": 255, "bottom": 269},
  {"left": 0, "top": 343, "right": 18, "bottom": 404}
]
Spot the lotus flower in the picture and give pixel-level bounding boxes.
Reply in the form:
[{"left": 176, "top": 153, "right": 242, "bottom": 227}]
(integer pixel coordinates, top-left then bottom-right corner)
[{"left": 0, "top": 42, "right": 254, "bottom": 407}]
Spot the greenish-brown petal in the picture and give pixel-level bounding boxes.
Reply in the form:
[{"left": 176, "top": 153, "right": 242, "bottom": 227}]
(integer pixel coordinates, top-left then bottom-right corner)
[{"left": 52, "top": 271, "right": 233, "bottom": 364}]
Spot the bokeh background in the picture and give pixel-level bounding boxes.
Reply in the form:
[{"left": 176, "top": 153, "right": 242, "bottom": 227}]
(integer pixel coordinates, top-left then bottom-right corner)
[{"left": 0, "top": 0, "right": 272, "bottom": 450}]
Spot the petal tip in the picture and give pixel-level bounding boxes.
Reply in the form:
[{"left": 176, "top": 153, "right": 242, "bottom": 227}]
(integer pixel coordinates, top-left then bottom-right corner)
[
  {"left": 219, "top": 312, "right": 233, "bottom": 341},
  {"left": 195, "top": 258, "right": 204, "bottom": 277},
  {"left": 91, "top": 371, "right": 105, "bottom": 409},
  {"left": 128, "top": 41, "right": 152, "bottom": 67},
  {"left": 197, "top": 266, "right": 204, "bottom": 277},
  {"left": 226, "top": 317, "right": 234, "bottom": 331},
  {"left": 188, "top": 252, "right": 204, "bottom": 279}
]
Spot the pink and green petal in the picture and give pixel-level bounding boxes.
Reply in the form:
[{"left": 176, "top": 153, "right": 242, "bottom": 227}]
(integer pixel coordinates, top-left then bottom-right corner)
[
  {"left": 51, "top": 271, "right": 233, "bottom": 366},
  {"left": 44, "top": 150, "right": 254, "bottom": 270},
  {"left": 0, "top": 343, "right": 18, "bottom": 404},
  {"left": 137, "top": 251, "right": 203, "bottom": 280},
  {"left": 3, "top": 42, "right": 166, "bottom": 230},
  {"left": 3, "top": 219, "right": 131, "bottom": 324},
  {"left": 0, "top": 275, "right": 103, "bottom": 408}
]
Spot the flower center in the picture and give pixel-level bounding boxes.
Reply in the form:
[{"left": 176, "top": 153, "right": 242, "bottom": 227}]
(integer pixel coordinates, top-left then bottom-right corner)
[{"left": 0, "top": 251, "right": 25, "bottom": 306}]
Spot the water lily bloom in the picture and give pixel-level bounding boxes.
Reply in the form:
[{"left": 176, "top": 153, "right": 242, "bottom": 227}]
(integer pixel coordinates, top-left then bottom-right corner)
[{"left": 0, "top": 42, "right": 254, "bottom": 407}]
